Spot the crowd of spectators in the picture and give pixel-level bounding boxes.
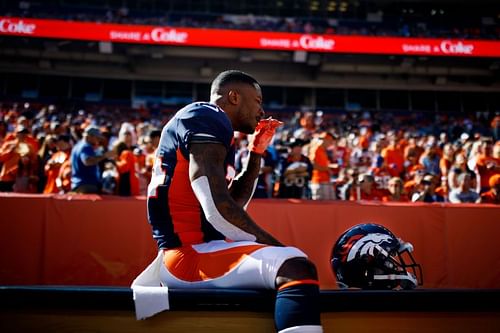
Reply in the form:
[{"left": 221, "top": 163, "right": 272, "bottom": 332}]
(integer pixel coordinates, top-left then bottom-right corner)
[
  {"left": 4, "top": 1, "right": 499, "bottom": 40},
  {"left": 1, "top": 101, "right": 499, "bottom": 204}
]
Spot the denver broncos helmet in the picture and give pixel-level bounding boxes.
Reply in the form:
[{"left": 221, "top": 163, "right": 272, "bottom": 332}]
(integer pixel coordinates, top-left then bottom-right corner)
[{"left": 331, "top": 223, "right": 423, "bottom": 290}]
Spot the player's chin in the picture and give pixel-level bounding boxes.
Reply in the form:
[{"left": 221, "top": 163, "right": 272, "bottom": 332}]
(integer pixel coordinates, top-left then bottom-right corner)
[{"left": 241, "top": 123, "right": 257, "bottom": 134}]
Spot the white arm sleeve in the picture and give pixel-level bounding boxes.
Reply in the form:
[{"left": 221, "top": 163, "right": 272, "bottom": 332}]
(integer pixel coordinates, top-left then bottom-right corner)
[
  {"left": 191, "top": 176, "right": 257, "bottom": 242},
  {"left": 242, "top": 178, "right": 258, "bottom": 211}
]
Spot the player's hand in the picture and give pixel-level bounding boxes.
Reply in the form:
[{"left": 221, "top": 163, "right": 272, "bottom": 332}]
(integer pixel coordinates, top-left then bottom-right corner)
[{"left": 248, "top": 117, "right": 283, "bottom": 155}]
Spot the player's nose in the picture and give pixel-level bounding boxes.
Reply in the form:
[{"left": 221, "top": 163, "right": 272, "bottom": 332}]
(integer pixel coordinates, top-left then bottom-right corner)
[{"left": 259, "top": 107, "right": 265, "bottom": 117}]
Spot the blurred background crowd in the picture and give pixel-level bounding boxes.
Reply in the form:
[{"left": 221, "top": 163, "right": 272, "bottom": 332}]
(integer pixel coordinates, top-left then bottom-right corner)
[
  {"left": 1, "top": 0, "right": 499, "bottom": 203},
  {"left": 1, "top": 101, "right": 498, "bottom": 204}
]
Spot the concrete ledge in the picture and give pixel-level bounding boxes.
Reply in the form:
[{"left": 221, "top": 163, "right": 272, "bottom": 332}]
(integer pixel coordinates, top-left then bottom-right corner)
[
  {"left": 1, "top": 286, "right": 499, "bottom": 312},
  {"left": 1, "top": 286, "right": 499, "bottom": 333}
]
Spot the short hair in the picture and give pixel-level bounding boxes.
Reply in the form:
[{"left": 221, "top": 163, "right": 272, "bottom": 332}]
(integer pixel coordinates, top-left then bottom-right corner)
[
  {"left": 148, "top": 129, "right": 162, "bottom": 139},
  {"left": 210, "top": 70, "right": 259, "bottom": 96}
]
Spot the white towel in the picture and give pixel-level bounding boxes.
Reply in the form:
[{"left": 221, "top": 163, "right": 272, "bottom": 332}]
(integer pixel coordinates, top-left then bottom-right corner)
[{"left": 131, "top": 250, "right": 170, "bottom": 320}]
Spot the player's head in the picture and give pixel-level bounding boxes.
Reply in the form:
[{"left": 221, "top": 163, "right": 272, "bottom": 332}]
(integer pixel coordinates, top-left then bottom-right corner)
[
  {"left": 331, "top": 223, "right": 422, "bottom": 290},
  {"left": 210, "top": 70, "right": 264, "bottom": 134}
]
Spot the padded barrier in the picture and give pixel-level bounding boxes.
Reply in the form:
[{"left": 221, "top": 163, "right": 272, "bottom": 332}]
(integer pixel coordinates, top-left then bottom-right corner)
[{"left": 0, "top": 194, "right": 499, "bottom": 289}]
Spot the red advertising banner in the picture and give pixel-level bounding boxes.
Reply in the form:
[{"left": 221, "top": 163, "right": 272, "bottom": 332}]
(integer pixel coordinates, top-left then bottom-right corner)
[{"left": 1, "top": 17, "right": 499, "bottom": 57}]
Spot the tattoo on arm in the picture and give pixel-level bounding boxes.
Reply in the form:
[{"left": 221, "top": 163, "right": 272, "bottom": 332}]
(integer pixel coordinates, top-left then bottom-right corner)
[
  {"left": 189, "top": 143, "right": 282, "bottom": 246},
  {"left": 230, "top": 152, "right": 262, "bottom": 206}
]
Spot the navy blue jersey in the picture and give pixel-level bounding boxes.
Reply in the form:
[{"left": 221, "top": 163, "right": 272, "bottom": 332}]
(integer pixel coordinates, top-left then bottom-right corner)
[{"left": 147, "top": 102, "right": 236, "bottom": 249}]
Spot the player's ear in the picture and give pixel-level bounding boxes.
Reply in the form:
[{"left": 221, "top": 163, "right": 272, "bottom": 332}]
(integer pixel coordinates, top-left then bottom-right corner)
[{"left": 227, "top": 90, "right": 240, "bottom": 105}]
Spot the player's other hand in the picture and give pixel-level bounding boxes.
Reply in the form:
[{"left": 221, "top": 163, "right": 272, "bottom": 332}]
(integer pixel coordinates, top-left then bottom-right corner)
[{"left": 248, "top": 117, "right": 283, "bottom": 155}]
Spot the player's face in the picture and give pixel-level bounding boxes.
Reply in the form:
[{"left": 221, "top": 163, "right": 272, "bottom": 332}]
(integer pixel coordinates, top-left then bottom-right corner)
[{"left": 238, "top": 83, "right": 264, "bottom": 134}]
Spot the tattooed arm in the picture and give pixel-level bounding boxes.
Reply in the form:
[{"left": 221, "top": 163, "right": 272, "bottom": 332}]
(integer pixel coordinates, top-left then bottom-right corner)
[
  {"left": 189, "top": 142, "right": 282, "bottom": 246},
  {"left": 229, "top": 151, "right": 262, "bottom": 207}
]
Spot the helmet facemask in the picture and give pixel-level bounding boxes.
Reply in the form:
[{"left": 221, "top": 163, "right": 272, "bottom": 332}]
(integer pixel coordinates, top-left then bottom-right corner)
[{"left": 370, "top": 239, "right": 423, "bottom": 290}]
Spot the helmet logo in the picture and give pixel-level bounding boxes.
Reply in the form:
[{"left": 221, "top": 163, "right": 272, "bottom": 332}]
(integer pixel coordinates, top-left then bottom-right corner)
[
  {"left": 338, "top": 234, "right": 363, "bottom": 262},
  {"left": 347, "top": 233, "right": 392, "bottom": 262}
]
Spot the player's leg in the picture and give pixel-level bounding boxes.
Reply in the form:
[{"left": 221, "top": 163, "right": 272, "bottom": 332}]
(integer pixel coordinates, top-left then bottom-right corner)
[
  {"left": 159, "top": 240, "right": 306, "bottom": 289},
  {"left": 159, "top": 241, "right": 323, "bottom": 332},
  {"left": 274, "top": 258, "right": 323, "bottom": 333}
]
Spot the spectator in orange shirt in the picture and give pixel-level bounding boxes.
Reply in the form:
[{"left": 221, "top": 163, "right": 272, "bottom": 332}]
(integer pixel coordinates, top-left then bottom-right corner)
[
  {"left": 381, "top": 135, "right": 404, "bottom": 176},
  {"left": 480, "top": 174, "right": 500, "bottom": 204},
  {"left": 403, "top": 166, "right": 425, "bottom": 198},
  {"left": 404, "top": 136, "right": 424, "bottom": 165},
  {"left": 309, "top": 132, "right": 337, "bottom": 200},
  {"left": 0, "top": 126, "right": 37, "bottom": 192},
  {"left": 475, "top": 139, "right": 500, "bottom": 193},
  {"left": 43, "top": 135, "right": 72, "bottom": 194},
  {"left": 56, "top": 159, "right": 72, "bottom": 193},
  {"left": 114, "top": 132, "right": 140, "bottom": 196},
  {"left": 350, "top": 173, "right": 385, "bottom": 201},
  {"left": 3, "top": 116, "right": 39, "bottom": 153}
]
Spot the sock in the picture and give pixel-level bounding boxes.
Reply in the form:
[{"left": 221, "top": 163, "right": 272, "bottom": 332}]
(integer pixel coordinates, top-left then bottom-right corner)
[{"left": 275, "top": 280, "right": 322, "bottom": 332}]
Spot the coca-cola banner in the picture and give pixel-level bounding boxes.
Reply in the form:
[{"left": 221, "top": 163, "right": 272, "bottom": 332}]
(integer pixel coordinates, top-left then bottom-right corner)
[{"left": 1, "top": 17, "right": 499, "bottom": 57}]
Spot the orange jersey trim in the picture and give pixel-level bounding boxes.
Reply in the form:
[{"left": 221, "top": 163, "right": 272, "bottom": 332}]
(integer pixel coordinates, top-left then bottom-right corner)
[
  {"left": 163, "top": 244, "right": 266, "bottom": 282},
  {"left": 168, "top": 149, "right": 204, "bottom": 245},
  {"left": 278, "top": 279, "right": 320, "bottom": 291}
]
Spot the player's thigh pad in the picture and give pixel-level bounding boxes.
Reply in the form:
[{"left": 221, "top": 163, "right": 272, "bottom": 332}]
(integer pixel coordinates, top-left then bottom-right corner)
[{"left": 160, "top": 240, "right": 307, "bottom": 289}]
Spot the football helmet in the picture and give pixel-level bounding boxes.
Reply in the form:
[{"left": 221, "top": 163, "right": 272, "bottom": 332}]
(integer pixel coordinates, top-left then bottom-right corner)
[{"left": 331, "top": 223, "right": 423, "bottom": 290}]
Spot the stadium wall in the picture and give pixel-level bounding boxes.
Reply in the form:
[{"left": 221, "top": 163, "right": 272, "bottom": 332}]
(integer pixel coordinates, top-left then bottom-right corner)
[{"left": 0, "top": 194, "right": 499, "bottom": 290}]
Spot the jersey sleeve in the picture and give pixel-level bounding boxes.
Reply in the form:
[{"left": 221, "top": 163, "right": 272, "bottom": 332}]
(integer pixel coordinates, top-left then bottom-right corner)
[{"left": 177, "top": 103, "right": 233, "bottom": 151}]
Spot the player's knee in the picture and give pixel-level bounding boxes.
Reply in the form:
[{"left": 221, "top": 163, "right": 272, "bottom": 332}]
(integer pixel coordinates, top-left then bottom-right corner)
[{"left": 276, "top": 257, "right": 318, "bottom": 287}]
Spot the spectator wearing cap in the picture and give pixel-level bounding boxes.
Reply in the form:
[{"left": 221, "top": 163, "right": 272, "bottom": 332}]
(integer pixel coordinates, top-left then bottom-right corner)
[
  {"left": 277, "top": 138, "right": 313, "bottom": 199},
  {"left": 480, "top": 174, "right": 500, "bottom": 204},
  {"left": 70, "top": 126, "right": 115, "bottom": 194},
  {"left": 411, "top": 174, "right": 445, "bottom": 203},
  {"left": 350, "top": 173, "right": 385, "bottom": 201},
  {"left": 4, "top": 120, "right": 39, "bottom": 153}
]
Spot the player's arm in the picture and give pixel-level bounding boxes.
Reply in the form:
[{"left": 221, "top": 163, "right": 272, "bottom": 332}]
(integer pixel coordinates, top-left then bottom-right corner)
[
  {"left": 228, "top": 151, "right": 262, "bottom": 207},
  {"left": 189, "top": 142, "right": 283, "bottom": 246},
  {"left": 229, "top": 117, "right": 282, "bottom": 207}
]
